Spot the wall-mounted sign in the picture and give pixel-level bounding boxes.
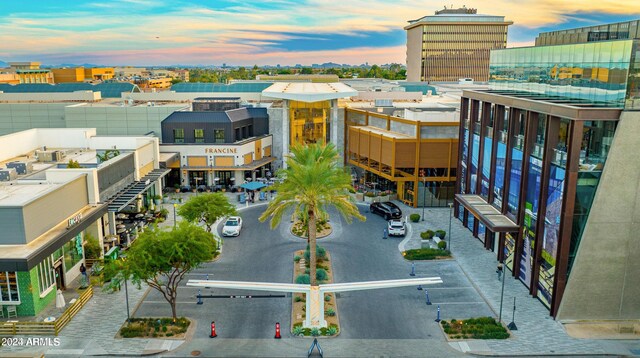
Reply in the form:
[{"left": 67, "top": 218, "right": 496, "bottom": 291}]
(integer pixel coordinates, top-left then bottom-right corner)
[
  {"left": 67, "top": 213, "right": 83, "bottom": 229},
  {"left": 205, "top": 147, "right": 237, "bottom": 154}
]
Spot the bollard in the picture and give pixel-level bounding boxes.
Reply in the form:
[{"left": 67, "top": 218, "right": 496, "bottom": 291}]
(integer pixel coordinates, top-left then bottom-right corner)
[
  {"left": 197, "top": 289, "right": 203, "bottom": 305},
  {"left": 383, "top": 228, "right": 388, "bottom": 240},
  {"left": 425, "top": 289, "right": 432, "bottom": 305},
  {"left": 435, "top": 305, "right": 441, "bottom": 322},
  {"left": 274, "top": 322, "right": 281, "bottom": 339},
  {"left": 209, "top": 321, "right": 217, "bottom": 338},
  {"left": 417, "top": 284, "right": 423, "bottom": 290},
  {"left": 206, "top": 273, "right": 209, "bottom": 280},
  {"left": 410, "top": 262, "right": 416, "bottom": 276}
]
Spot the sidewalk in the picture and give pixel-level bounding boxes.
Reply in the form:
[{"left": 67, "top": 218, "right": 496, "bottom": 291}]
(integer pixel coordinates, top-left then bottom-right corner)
[{"left": 395, "top": 202, "right": 638, "bottom": 356}]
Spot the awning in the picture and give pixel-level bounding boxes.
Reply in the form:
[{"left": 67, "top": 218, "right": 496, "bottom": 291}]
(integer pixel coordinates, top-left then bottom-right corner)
[
  {"left": 107, "top": 168, "right": 170, "bottom": 212},
  {"left": 455, "top": 194, "right": 520, "bottom": 232},
  {"left": 240, "top": 182, "right": 267, "bottom": 191}
]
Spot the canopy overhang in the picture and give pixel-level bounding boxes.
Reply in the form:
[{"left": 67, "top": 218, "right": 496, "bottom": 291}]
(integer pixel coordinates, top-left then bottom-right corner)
[{"left": 455, "top": 194, "right": 520, "bottom": 232}]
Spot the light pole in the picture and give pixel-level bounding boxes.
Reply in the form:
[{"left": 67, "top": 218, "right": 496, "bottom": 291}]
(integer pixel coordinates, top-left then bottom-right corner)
[
  {"left": 448, "top": 202, "right": 453, "bottom": 251},
  {"left": 124, "top": 276, "right": 130, "bottom": 323},
  {"left": 173, "top": 203, "right": 178, "bottom": 228},
  {"left": 498, "top": 257, "right": 506, "bottom": 323}
]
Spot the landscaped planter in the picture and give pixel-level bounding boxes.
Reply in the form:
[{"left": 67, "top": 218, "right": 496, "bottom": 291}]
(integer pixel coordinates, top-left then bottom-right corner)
[
  {"left": 364, "top": 196, "right": 375, "bottom": 203},
  {"left": 378, "top": 195, "right": 390, "bottom": 202},
  {"left": 354, "top": 193, "right": 364, "bottom": 202}
]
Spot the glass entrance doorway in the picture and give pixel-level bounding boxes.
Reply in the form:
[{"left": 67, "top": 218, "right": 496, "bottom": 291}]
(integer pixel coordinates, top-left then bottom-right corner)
[{"left": 188, "top": 171, "right": 206, "bottom": 188}]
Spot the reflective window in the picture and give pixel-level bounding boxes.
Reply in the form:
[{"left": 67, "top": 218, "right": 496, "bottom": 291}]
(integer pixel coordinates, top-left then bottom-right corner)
[{"left": 0, "top": 271, "right": 20, "bottom": 303}]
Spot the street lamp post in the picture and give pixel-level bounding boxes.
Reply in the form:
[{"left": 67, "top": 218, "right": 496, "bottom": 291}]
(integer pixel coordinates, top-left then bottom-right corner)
[
  {"left": 124, "top": 276, "right": 130, "bottom": 323},
  {"left": 498, "top": 257, "right": 506, "bottom": 323},
  {"left": 173, "top": 203, "right": 178, "bottom": 228},
  {"left": 448, "top": 203, "right": 453, "bottom": 251}
]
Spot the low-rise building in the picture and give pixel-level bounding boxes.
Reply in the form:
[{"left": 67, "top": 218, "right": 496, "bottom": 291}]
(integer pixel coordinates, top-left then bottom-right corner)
[{"left": 0, "top": 128, "right": 167, "bottom": 316}]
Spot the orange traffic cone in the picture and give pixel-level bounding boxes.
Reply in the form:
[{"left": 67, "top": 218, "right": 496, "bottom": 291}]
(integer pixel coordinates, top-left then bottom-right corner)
[
  {"left": 210, "top": 321, "right": 217, "bottom": 338},
  {"left": 274, "top": 322, "right": 281, "bottom": 339}
]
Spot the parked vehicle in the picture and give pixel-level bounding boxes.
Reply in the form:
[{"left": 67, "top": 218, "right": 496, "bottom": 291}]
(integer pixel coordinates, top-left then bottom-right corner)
[
  {"left": 370, "top": 201, "right": 402, "bottom": 220},
  {"left": 387, "top": 219, "right": 406, "bottom": 237},
  {"left": 222, "top": 216, "right": 243, "bottom": 236}
]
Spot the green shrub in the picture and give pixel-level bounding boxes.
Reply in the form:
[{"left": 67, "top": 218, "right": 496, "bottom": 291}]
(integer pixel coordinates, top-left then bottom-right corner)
[
  {"left": 166, "top": 332, "right": 174, "bottom": 337},
  {"left": 294, "top": 296, "right": 303, "bottom": 302},
  {"left": 365, "top": 192, "right": 375, "bottom": 197},
  {"left": 410, "top": 213, "right": 420, "bottom": 222},
  {"left": 437, "top": 241, "right": 447, "bottom": 250},
  {"left": 162, "top": 326, "right": 168, "bottom": 332},
  {"left": 325, "top": 295, "right": 331, "bottom": 302},
  {"left": 292, "top": 325, "right": 304, "bottom": 336},
  {"left": 315, "top": 268, "right": 328, "bottom": 281},
  {"left": 120, "top": 326, "right": 144, "bottom": 338},
  {"left": 295, "top": 274, "right": 310, "bottom": 284},
  {"left": 420, "top": 231, "right": 434, "bottom": 240},
  {"left": 404, "top": 248, "right": 451, "bottom": 260},
  {"left": 326, "top": 326, "right": 338, "bottom": 335},
  {"left": 294, "top": 255, "right": 301, "bottom": 262},
  {"left": 310, "top": 328, "right": 320, "bottom": 337},
  {"left": 326, "top": 308, "right": 336, "bottom": 316},
  {"left": 304, "top": 245, "right": 327, "bottom": 261},
  {"left": 435, "top": 230, "right": 446, "bottom": 239},
  {"left": 305, "top": 268, "right": 310, "bottom": 274}
]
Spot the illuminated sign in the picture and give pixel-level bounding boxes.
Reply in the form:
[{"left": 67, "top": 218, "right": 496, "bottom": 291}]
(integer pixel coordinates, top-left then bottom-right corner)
[{"left": 67, "top": 213, "right": 83, "bottom": 229}]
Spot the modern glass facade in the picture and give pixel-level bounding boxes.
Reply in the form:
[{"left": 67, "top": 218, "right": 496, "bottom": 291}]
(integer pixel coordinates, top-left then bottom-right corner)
[
  {"left": 489, "top": 39, "right": 640, "bottom": 110},
  {"left": 456, "top": 94, "right": 619, "bottom": 315}
]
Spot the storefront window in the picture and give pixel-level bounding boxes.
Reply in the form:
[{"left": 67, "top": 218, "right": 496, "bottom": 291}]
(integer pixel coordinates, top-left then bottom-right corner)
[
  {"left": 519, "top": 156, "right": 543, "bottom": 288},
  {"left": 481, "top": 136, "right": 492, "bottom": 198},
  {"left": 0, "top": 271, "right": 20, "bottom": 303},
  {"left": 537, "top": 164, "right": 566, "bottom": 307},
  {"left": 470, "top": 134, "right": 480, "bottom": 194},
  {"left": 63, "top": 234, "right": 83, "bottom": 273},
  {"left": 37, "top": 256, "right": 56, "bottom": 295},
  {"left": 507, "top": 148, "right": 523, "bottom": 217},
  {"left": 504, "top": 233, "right": 516, "bottom": 271},
  {"left": 493, "top": 142, "right": 507, "bottom": 209}
]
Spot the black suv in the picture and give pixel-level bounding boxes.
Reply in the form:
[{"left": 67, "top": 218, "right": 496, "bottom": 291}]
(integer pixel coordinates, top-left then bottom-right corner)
[{"left": 370, "top": 201, "right": 402, "bottom": 220}]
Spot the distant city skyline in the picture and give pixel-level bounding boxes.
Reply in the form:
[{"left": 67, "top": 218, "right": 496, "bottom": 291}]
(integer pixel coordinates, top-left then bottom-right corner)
[{"left": 1, "top": 0, "right": 639, "bottom": 66}]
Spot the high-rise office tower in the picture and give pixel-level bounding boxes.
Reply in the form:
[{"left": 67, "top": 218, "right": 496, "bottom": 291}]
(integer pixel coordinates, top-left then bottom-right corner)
[{"left": 405, "top": 7, "right": 512, "bottom": 82}]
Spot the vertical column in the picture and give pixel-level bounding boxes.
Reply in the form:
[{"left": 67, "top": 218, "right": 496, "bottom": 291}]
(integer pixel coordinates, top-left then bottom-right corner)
[
  {"left": 514, "top": 111, "right": 538, "bottom": 292},
  {"left": 501, "top": 107, "right": 515, "bottom": 215},
  {"left": 108, "top": 212, "right": 117, "bottom": 237},
  {"left": 531, "top": 115, "right": 558, "bottom": 296},
  {"left": 331, "top": 99, "right": 338, "bottom": 147},
  {"left": 551, "top": 120, "right": 583, "bottom": 316},
  {"left": 455, "top": 97, "right": 469, "bottom": 215},
  {"left": 488, "top": 104, "right": 501, "bottom": 204},
  {"left": 282, "top": 100, "right": 289, "bottom": 169}
]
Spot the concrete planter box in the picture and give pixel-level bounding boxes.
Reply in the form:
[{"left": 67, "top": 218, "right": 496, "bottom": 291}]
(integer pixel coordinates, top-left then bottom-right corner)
[
  {"left": 354, "top": 193, "right": 364, "bottom": 202},
  {"left": 378, "top": 195, "right": 390, "bottom": 202},
  {"left": 389, "top": 194, "right": 398, "bottom": 201},
  {"left": 364, "top": 196, "right": 375, "bottom": 203}
]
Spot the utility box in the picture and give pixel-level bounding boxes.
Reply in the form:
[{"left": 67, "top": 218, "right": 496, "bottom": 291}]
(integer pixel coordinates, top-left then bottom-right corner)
[
  {"left": 6, "top": 161, "right": 33, "bottom": 175},
  {"left": 0, "top": 168, "right": 18, "bottom": 181}
]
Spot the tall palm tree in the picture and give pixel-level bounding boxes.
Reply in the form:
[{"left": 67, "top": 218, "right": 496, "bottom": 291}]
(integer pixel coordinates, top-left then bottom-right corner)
[{"left": 259, "top": 143, "right": 365, "bottom": 286}]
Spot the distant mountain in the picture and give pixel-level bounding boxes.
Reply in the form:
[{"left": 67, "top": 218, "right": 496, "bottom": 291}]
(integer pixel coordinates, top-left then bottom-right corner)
[{"left": 0, "top": 60, "right": 7, "bottom": 68}]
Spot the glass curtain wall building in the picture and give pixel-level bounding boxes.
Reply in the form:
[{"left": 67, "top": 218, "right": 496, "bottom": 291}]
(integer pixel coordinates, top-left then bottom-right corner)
[{"left": 455, "top": 35, "right": 637, "bottom": 316}]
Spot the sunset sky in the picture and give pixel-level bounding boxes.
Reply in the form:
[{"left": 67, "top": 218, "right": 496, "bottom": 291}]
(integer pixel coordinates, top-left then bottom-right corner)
[{"left": 1, "top": 0, "right": 639, "bottom": 66}]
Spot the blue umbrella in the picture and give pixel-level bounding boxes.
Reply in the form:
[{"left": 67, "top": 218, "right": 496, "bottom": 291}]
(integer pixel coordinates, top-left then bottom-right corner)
[{"left": 240, "top": 181, "right": 267, "bottom": 191}]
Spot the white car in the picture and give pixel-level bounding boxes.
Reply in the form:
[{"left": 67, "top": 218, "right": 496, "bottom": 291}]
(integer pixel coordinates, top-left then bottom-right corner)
[
  {"left": 387, "top": 219, "right": 406, "bottom": 237},
  {"left": 222, "top": 216, "right": 243, "bottom": 237}
]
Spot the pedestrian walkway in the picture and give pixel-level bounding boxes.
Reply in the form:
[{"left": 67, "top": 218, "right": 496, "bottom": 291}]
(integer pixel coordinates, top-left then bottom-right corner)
[
  {"left": 0, "top": 280, "right": 183, "bottom": 356},
  {"left": 396, "top": 203, "right": 638, "bottom": 356}
]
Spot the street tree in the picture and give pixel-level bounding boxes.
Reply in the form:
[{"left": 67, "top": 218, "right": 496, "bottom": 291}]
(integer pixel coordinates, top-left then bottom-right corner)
[
  {"left": 259, "top": 143, "right": 365, "bottom": 286},
  {"left": 106, "top": 222, "right": 216, "bottom": 321},
  {"left": 178, "top": 192, "right": 237, "bottom": 233}
]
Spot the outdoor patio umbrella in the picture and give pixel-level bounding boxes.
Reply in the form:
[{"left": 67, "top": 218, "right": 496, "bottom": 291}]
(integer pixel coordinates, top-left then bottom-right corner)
[
  {"left": 239, "top": 181, "right": 267, "bottom": 191},
  {"left": 55, "top": 289, "right": 66, "bottom": 309}
]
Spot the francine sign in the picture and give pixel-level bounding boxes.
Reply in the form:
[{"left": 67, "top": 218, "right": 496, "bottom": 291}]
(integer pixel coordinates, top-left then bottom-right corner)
[{"left": 205, "top": 147, "right": 237, "bottom": 154}]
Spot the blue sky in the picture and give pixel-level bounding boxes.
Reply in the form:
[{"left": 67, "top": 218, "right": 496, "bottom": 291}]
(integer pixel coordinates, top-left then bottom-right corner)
[{"left": 1, "top": 0, "right": 639, "bottom": 66}]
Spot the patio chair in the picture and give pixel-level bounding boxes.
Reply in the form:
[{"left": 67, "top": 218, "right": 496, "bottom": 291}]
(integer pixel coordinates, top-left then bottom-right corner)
[{"left": 6, "top": 305, "right": 17, "bottom": 319}]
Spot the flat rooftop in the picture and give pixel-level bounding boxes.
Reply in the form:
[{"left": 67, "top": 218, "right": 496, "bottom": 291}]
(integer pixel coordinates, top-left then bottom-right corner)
[
  {"left": 262, "top": 82, "right": 358, "bottom": 102},
  {"left": 351, "top": 126, "right": 412, "bottom": 139},
  {"left": 0, "top": 180, "right": 65, "bottom": 207}
]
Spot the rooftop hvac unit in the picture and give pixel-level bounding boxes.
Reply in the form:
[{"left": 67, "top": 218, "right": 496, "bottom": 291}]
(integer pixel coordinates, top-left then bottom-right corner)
[
  {"left": 0, "top": 168, "right": 17, "bottom": 182},
  {"left": 35, "top": 150, "right": 66, "bottom": 162},
  {"left": 6, "top": 161, "right": 33, "bottom": 175},
  {"left": 375, "top": 99, "right": 393, "bottom": 107}
]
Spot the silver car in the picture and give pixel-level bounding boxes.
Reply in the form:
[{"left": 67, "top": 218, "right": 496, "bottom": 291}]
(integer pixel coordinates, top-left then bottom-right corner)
[{"left": 387, "top": 219, "right": 406, "bottom": 237}]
